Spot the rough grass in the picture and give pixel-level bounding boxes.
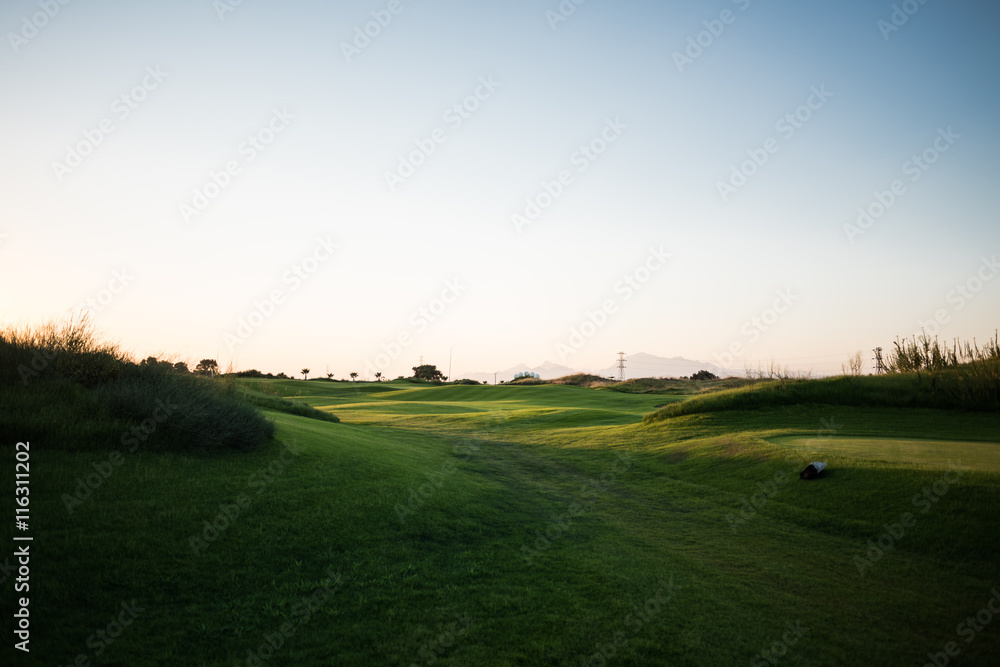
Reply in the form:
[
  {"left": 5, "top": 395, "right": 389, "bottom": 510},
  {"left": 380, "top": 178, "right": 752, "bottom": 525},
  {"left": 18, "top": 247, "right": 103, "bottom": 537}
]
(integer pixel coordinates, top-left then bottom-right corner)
[
  {"left": 550, "top": 373, "right": 611, "bottom": 387},
  {"left": 643, "top": 366, "right": 1000, "bottom": 424},
  {"left": 238, "top": 387, "right": 341, "bottom": 423},
  {"left": 0, "top": 318, "right": 279, "bottom": 450},
  {"left": 606, "top": 376, "right": 750, "bottom": 394}
]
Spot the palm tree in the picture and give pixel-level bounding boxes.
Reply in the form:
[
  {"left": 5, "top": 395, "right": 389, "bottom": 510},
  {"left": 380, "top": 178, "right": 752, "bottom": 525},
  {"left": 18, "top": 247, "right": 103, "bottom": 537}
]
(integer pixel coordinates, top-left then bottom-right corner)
[
  {"left": 326, "top": 372, "right": 334, "bottom": 380},
  {"left": 374, "top": 372, "right": 382, "bottom": 382},
  {"left": 301, "top": 368, "right": 310, "bottom": 380},
  {"left": 350, "top": 372, "right": 358, "bottom": 381}
]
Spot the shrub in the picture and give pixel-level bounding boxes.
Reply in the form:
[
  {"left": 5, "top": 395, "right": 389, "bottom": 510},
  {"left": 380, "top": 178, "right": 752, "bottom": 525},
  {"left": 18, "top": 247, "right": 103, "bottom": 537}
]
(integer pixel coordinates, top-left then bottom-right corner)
[
  {"left": 551, "top": 373, "right": 607, "bottom": 386},
  {"left": 97, "top": 364, "right": 276, "bottom": 450},
  {"left": 0, "top": 317, "right": 128, "bottom": 387},
  {"left": 1, "top": 318, "right": 277, "bottom": 451}
]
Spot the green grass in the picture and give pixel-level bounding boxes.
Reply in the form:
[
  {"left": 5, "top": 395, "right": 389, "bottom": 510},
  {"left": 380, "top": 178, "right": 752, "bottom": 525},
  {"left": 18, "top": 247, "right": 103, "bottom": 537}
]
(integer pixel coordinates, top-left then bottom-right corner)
[
  {"left": 606, "top": 376, "right": 749, "bottom": 395},
  {"left": 644, "top": 368, "right": 1000, "bottom": 423},
  {"left": 3, "top": 381, "right": 999, "bottom": 665},
  {"left": 1, "top": 321, "right": 279, "bottom": 451},
  {"left": 236, "top": 385, "right": 341, "bottom": 423},
  {"left": 770, "top": 435, "right": 1000, "bottom": 473}
]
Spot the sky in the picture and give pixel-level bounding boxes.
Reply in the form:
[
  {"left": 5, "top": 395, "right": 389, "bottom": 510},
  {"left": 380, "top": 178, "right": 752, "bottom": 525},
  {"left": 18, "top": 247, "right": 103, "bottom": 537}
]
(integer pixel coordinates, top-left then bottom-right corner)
[{"left": 1, "top": 0, "right": 998, "bottom": 380}]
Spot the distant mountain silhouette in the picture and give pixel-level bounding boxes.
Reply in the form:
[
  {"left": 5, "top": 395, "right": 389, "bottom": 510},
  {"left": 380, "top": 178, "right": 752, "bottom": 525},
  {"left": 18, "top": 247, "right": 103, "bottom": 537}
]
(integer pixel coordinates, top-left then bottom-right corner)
[
  {"left": 456, "top": 353, "right": 736, "bottom": 384},
  {"left": 589, "top": 352, "right": 736, "bottom": 380}
]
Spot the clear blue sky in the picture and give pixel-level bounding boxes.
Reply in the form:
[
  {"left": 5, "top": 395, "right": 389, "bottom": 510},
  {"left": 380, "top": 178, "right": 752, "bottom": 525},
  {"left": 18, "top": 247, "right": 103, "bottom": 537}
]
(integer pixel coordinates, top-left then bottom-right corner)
[{"left": 2, "top": 0, "right": 998, "bottom": 378}]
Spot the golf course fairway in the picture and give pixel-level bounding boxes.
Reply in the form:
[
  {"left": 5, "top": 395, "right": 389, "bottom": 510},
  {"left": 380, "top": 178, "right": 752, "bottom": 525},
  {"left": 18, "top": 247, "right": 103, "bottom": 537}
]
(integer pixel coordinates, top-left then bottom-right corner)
[{"left": 5, "top": 380, "right": 999, "bottom": 665}]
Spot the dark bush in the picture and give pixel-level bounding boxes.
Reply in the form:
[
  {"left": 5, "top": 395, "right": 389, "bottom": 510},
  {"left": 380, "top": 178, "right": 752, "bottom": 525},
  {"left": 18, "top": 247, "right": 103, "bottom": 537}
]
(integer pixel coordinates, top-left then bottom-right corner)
[
  {"left": 2, "top": 318, "right": 277, "bottom": 451},
  {"left": 97, "top": 364, "right": 276, "bottom": 450}
]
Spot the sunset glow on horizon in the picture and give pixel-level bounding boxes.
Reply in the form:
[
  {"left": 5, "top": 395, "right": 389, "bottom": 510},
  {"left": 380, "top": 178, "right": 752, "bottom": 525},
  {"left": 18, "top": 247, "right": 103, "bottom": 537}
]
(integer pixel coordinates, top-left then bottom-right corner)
[{"left": 2, "top": 0, "right": 998, "bottom": 380}]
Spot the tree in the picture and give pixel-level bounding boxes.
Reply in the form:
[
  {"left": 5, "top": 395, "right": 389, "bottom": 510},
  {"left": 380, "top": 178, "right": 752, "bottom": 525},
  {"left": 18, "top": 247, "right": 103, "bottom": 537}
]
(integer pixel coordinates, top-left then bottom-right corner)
[
  {"left": 412, "top": 364, "right": 444, "bottom": 381},
  {"left": 301, "top": 368, "right": 310, "bottom": 380},
  {"left": 691, "top": 370, "right": 718, "bottom": 381},
  {"left": 140, "top": 356, "right": 174, "bottom": 371},
  {"left": 350, "top": 372, "right": 358, "bottom": 381},
  {"left": 374, "top": 372, "right": 382, "bottom": 382},
  {"left": 173, "top": 361, "right": 189, "bottom": 373},
  {"left": 195, "top": 359, "right": 219, "bottom": 376},
  {"left": 842, "top": 350, "right": 864, "bottom": 376},
  {"left": 327, "top": 372, "right": 334, "bottom": 380}
]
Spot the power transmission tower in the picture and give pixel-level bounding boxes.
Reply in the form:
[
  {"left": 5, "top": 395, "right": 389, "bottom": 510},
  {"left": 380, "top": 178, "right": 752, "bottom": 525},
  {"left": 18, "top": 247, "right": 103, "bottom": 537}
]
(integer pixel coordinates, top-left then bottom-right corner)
[
  {"left": 616, "top": 352, "right": 627, "bottom": 381},
  {"left": 873, "top": 347, "right": 885, "bottom": 374}
]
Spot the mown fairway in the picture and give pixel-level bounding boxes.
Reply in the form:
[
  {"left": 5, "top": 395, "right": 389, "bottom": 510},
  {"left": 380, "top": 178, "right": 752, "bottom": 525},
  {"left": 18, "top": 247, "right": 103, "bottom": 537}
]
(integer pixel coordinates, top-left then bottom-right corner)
[{"left": 5, "top": 380, "right": 1000, "bottom": 665}]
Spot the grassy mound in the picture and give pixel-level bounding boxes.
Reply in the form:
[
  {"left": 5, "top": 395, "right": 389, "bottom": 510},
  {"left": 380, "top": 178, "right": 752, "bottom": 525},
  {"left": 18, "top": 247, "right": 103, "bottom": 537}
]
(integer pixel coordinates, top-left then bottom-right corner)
[
  {"left": 607, "top": 376, "right": 749, "bottom": 394},
  {"left": 238, "top": 386, "right": 340, "bottom": 423},
  {"left": 550, "top": 373, "right": 608, "bottom": 386},
  {"left": 1, "top": 318, "right": 277, "bottom": 450},
  {"left": 643, "top": 363, "right": 1000, "bottom": 424},
  {"left": 506, "top": 376, "right": 548, "bottom": 385}
]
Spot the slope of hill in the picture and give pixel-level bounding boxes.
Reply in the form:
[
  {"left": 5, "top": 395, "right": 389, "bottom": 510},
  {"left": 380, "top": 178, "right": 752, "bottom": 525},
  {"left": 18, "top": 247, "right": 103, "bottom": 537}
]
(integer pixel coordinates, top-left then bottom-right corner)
[{"left": 10, "top": 377, "right": 1000, "bottom": 665}]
